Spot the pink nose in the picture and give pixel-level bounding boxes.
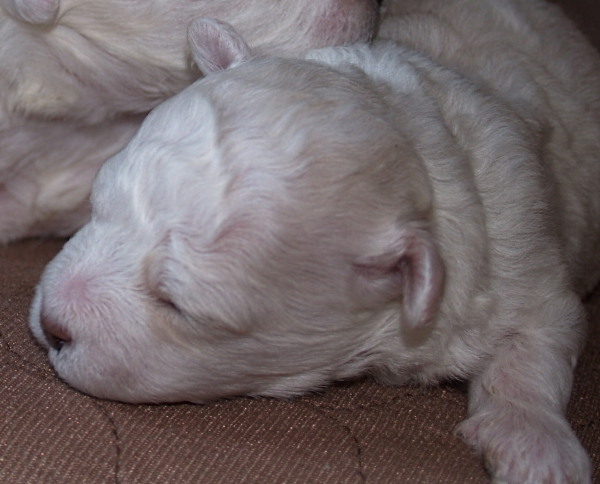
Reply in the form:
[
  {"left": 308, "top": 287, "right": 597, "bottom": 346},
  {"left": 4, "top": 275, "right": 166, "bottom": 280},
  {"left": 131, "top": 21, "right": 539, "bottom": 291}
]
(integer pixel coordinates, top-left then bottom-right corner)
[{"left": 41, "top": 315, "right": 72, "bottom": 351}]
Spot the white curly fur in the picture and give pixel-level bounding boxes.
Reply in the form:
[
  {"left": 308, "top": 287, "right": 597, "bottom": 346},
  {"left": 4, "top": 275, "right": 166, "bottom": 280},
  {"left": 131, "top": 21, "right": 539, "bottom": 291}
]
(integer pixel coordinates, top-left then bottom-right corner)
[{"left": 30, "top": 2, "right": 600, "bottom": 482}]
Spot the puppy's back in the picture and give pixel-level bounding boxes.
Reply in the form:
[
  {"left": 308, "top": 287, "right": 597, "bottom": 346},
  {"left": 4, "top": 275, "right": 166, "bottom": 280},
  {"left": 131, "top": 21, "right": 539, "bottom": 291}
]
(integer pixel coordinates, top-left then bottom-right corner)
[{"left": 379, "top": 0, "right": 600, "bottom": 293}]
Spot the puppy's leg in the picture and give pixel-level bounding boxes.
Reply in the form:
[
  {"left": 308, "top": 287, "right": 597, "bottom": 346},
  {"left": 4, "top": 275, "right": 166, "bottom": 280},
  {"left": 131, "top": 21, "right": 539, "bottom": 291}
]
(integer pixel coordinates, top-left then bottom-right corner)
[{"left": 456, "top": 292, "right": 591, "bottom": 484}]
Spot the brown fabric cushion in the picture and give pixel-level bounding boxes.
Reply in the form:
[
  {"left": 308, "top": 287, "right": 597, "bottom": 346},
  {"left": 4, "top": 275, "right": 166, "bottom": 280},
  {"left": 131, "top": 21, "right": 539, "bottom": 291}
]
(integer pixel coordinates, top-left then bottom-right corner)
[{"left": 1, "top": 1, "right": 600, "bottom": 482}]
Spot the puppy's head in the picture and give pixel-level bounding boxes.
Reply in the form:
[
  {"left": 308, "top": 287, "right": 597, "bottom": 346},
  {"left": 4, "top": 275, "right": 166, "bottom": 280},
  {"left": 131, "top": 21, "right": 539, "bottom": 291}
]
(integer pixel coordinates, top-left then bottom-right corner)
[{"left": 29, "top": 20, "right": 444, "bottom": 403}]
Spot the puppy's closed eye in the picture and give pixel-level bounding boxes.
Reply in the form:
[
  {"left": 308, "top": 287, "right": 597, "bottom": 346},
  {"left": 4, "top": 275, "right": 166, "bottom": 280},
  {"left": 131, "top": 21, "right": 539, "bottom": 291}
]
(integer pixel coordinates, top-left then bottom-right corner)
[
  {"left": 141, "top": 248, "right": 246, "bottom": 340},
  {"left": 153, "top": 288, "right": 182, "bottom": 314}
]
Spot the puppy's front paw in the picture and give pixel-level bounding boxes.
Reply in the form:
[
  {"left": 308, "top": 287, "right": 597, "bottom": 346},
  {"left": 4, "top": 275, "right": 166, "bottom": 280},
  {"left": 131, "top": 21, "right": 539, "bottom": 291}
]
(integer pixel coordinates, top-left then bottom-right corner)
[{"left": 455, "top": 406, "right": 591, "bottom": 484}]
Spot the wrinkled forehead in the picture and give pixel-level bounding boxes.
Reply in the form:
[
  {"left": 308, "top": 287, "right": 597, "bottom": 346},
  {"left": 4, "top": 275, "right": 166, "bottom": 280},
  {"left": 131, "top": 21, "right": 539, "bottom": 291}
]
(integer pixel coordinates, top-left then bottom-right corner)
[
  {"left": 90, "top": 85, "right": 227, "bottom": 233},
  {"left": 127, "top": 84, "right": 220, "bottom": 173},
  {"left": 90, "top": 59, "right": 392, "bottom": 235}
]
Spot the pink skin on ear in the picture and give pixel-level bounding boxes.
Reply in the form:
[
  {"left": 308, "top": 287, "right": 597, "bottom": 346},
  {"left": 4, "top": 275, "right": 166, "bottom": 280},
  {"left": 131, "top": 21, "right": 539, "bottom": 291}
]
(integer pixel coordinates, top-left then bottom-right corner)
[
  {"left": 354, "top": 228, "right": 446, "bottom": 330},
  {"left": 187, "top": 18, "right": 253, "bottom": 75},
  {"left": 1, "top": 0, "right": 59, "bottom": 24},
  {"left": 399, "top": 230, "right": 445, "bottom": 329}
]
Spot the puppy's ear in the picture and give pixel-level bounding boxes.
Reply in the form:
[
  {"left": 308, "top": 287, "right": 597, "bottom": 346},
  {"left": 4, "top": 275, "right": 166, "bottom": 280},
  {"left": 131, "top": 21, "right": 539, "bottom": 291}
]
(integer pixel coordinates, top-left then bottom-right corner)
[
  {"left": 1, "top": 0, "right": 59, "bottom": 24},
  {"left": 353, "top": 227, "right": 445, "bottom": 330},
  {"left": 188, "top": 18, "right": 252, "bottom": 75}
]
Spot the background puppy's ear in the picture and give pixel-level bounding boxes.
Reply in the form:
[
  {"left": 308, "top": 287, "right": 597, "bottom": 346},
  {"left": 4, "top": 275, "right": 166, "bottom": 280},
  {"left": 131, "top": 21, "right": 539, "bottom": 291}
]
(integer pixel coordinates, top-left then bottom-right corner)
[
  {"left": 1, "top": 0, "right": 59, "bottom": 24},
  {"left": 353, "top": 227, "right": 445, "bottom": 330},
  {"left": 188, "top": 18, "right": 253, "bottom": 75}
]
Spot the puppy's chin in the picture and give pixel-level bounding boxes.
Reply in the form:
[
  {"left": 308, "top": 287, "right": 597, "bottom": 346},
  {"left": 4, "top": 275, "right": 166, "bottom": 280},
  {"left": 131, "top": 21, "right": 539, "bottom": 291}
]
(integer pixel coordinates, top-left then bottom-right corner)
[
  {"left": 46, "top": 347, "right": 192, "bottom": 404},
  {"left": 47, "top": 351, "right": 287, "bottom": 405}
]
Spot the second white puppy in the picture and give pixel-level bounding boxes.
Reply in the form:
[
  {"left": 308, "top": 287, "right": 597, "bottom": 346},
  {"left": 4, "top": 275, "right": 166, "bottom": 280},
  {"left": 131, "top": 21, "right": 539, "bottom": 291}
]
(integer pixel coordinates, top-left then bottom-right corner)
[
  {"left": 0, "top": 0, "right": 377, "bottom": 242},
  {"left": 31, "top": 2, "right": 600, "bottom": 483}
]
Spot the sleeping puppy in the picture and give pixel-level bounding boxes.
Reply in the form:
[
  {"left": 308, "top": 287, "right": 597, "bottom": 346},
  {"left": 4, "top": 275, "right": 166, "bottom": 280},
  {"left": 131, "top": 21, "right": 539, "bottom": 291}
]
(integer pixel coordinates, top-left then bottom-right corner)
[
  {"left": 30, "top": 1, "right": 600, "bottom": 482},
  {"left": 0, "top": 0, "right": 378, "bottom": 242}
]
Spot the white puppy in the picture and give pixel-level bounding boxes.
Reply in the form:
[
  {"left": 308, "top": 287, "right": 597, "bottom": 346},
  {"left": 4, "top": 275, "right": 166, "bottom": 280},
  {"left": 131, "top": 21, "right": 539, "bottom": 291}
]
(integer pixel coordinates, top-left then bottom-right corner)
[
  {"left": 0, "top": 0, "right": 378, "bottom": 242},
  {"left": 30, "top": 1, "right": 600, "bottom": 482}
]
